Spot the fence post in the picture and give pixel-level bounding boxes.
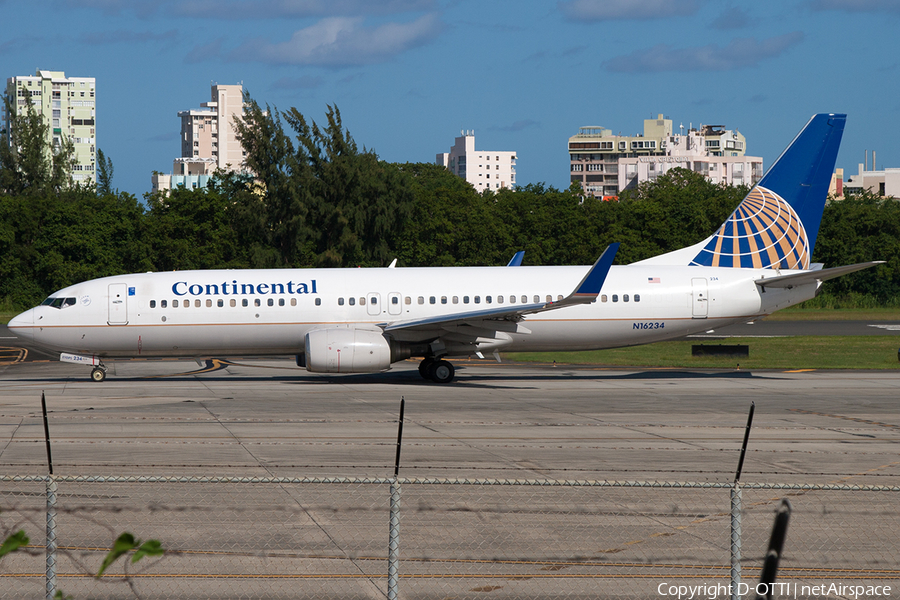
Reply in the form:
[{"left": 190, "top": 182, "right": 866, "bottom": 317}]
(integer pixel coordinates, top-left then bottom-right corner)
[
  {"left": 388, "top": 397, "right": 405, "bottom": 600},
  {"left": 732, "top": 402, "right": 754, "bottom": 600},
  {"left": 730, "top": 483, "right": 741, "bottom": 600},
  {"left": 45, "top": 475, "right": 58, "bottom": 600},
  {"left": 388, "top": 479, "right": 401, "bottom": 600}
]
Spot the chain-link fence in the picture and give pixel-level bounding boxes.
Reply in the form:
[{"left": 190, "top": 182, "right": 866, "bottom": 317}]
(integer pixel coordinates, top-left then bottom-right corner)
[{"left": 2, "top": 476, "right": 900, "bottom": 599}]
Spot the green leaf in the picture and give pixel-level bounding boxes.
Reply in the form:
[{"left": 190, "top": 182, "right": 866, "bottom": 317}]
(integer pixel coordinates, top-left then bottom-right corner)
[
  {"left": 0, "top": 530, "right": 29, "bottom": 558},
  {"left": 132, "top": 539, "right": 164, "bottom": 563},
  {"left": 97, "top": 532, "right": 138, "bottom": 577}
]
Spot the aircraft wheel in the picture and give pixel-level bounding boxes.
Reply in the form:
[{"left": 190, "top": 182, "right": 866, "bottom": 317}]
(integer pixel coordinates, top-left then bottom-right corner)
[
  {"left": 430, "top": 360, "right": 455, "bottom": 384},
  {"left": 90, "top": 367, "right": 107, "bottom": 383},
  {"left": 418, "top": 358, "right": 434, "bottom": 380}
]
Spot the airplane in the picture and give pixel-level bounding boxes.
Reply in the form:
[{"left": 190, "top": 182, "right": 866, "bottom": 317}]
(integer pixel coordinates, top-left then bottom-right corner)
[{"left": 8, "top": 113, "right": 882, "bottom": 384}]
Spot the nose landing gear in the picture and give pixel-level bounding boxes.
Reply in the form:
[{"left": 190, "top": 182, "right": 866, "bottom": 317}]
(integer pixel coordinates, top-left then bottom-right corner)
[{"left": 90, "top": 365, "right": 108, "bottom": 382}]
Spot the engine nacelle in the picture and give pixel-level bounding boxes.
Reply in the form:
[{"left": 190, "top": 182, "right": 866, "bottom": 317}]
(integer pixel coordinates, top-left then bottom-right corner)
[{"left": 305, "top": 328, "right": 393, "bottom": 373}]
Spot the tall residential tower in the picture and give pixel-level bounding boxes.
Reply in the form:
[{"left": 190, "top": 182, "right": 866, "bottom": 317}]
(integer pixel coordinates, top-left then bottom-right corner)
[
  {"left": 4, "top": 70, "right": 96, "bottom": 184},
  {"left": 437, "top": 132, "right": 517, "bottom": 191},
  {"left": 152, "top": 83, "right": 247, "bottom": 193}
]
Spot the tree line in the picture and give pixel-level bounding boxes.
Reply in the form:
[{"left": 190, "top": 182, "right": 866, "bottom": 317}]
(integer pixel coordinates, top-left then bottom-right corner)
[{"left": 0, "top": 94, "right": 897, "bottom": 311}]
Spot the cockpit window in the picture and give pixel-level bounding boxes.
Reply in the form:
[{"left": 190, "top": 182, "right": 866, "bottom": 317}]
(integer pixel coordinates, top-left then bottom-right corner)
[{"left": 41, "top": 297, "right": 76, "bottom": 309}]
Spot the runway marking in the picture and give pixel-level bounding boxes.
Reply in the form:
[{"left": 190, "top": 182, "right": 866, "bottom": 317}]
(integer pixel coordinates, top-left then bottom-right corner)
[
  {"left": 0, "top": 346, "right": 27, "bottom": 364},
  {"left": 784, "top": 368, "right": 816, "bottom": 373}
]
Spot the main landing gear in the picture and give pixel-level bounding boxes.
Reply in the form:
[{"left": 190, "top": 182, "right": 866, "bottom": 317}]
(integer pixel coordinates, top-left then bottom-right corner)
[
  {"left": 418, "top": 358, "right": 455, "bottom": 384},
  {"left": 90, "top": 365, "right": 108, "bottom": 382}
]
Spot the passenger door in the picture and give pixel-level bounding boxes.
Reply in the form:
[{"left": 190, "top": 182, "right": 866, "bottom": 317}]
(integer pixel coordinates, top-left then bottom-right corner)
[
  {"left": 691, "top": 278, "right": 708, "bottom": 319},
  {"left": 108, "top": 283, "right": 128, "bottom": 325}
]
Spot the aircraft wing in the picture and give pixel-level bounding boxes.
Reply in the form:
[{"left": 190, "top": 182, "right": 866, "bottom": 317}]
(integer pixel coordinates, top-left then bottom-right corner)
[
  {"left": 382, "top": 243, "right": 619, "bottom": 336},
  {"left": 754, "top": 261, "right": 884, "bottom": 289}
]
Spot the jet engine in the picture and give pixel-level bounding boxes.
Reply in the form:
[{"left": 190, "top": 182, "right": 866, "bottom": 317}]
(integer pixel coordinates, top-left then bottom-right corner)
[{"left": 304, "top": 328, "right": 394, "bottom": 373}]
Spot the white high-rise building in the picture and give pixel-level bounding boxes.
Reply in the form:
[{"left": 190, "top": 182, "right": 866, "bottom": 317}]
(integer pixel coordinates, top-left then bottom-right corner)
[
  {"left": 4, "top": 70, "right": 96, "bottom": 184},
  {"left": 437, "top": 132, "right": 517, "bottom": 191},
  {"left": 152, "top": 83, "right": 248, "bottom": 193}
]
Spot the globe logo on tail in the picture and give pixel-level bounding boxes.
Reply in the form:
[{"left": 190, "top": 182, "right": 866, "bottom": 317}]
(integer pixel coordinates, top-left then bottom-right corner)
[{"left": 690, "top": 187, "right": 810, "bottom": 269}]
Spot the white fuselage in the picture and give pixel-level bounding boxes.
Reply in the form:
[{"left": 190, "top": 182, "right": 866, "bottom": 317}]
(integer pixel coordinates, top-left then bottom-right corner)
[{"left": 10, "top": 264, "right": 817, "bottom": 359}]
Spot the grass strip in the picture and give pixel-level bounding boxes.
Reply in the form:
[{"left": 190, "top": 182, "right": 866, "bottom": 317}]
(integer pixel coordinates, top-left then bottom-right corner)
[{"left": 506, "top": 336, "right": 900, "bottom": 370}]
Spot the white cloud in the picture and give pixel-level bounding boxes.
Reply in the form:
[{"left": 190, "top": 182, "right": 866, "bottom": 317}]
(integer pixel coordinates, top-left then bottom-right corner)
[
  {"left": 235, "top": 14, "right": 442, "bottom": 66},
  {"left": 559, "top": 0, "right": 702, "bottom": 21},
  {"left": 603, "top": 32, "right": 804, "bottom": 73}
]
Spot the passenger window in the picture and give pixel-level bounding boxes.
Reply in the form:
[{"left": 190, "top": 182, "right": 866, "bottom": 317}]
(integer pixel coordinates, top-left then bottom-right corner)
[
  {"left": 474, "top": 296, "right": 481, "bottom": 304},
  {"left": 217, "top": 299, "right": 224, "bottom": 308},
  {"left": 430, "top": 296, "right": 436, "bottom": 304},
  {"left": 230, "top": 299, "right": 236, "bottom": 307},
  {"left": 359, "top": 297, "right": 365, "bottom": 305},
  {"left": 291, "top": 298, "right": 297, "bottom": 306},
  {"left": 508, "top": 295, "right": 515, "bottom": 304},
  {"left": 612, "top": 294, "right": 618, "bottom": 303},
  {"left": 441, "top": 296, "right": 447, "bottom": 304},
  {"left": 315, "top": 298, "right": 321, "bottom": 306},
  {"left": 206, "top": 299, "right": 212, "bottom": 307},
  {"left": 349, "top": 297, "right": 356, "bottom": 306},
  {"left": 522, "top": 295, "right": 527, "bottom": 304},
  {"left": 557, "top": 295, "right": 563, "bottom": 301},
  {"left": 546, "top": 295, "right": 552, "bottom": 302},
  {"left": 463, "top": 296, "right": 470, "bottom": 304},
  {"left": 267, "top": 298, "right": 274, "bottom": 307},
  {"left": 279, "top": 298, "right": 285, "bottom": 306},
  {"left": 601, "top": 294, "right": 608, "bottom": 302},
  {"left": 161, "top": 300, "right": 167, "bottom": 308},
  {"left": 452, "top": 296, "right": 458, "bottom": 304},
  {"left": 338, "top": 298, "right": 345, "bottom": 306},
  {"left": 404, "top": 296, "right": 411, "bottom": 305},
  {"left": 624, "top": 294, "right": 629, "bottom": 302},
  {"left": 634, "top": 294, "right": 641, "bottom": 302},
  {"left": 254, "top": 298, "right": 261, "bottom": 307},
  {"left": 242, "top": 299, "right": 248, "bottom": 307},
  {"left": 498, "top": 295, "right": 504, "bottom": 304},
  {"left": 195, "top": 300, "right": 201, "bottom": 308},
  {"left": 173, "top": 299, "right": 179, "bottom": 308},
  {"left": 417, "top": 296, "right": 424, "bottom": 305},
  {"left": 486, "top": 296, "right": 492, "bottom": 304},
  {"left": 150, "top": 300, "right": 156, "bottom": 308},
  {"left": 391, "top": 296, "right": 399, "bottom": 305},
  {"left": 370, "top": 297, "right": 376, "bottom": 305}
]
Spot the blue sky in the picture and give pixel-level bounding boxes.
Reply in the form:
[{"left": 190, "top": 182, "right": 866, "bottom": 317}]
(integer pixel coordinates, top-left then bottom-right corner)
[{"left": 2, "top": 0, "right": 898, "bottom": 197}]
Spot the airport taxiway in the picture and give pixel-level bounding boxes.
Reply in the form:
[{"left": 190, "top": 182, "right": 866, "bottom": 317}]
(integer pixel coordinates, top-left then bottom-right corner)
[{"left": 0, "top": 355, "right": 899, "bottom": 485}]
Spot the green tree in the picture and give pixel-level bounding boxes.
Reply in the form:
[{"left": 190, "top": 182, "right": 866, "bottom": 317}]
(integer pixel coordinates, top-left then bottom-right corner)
[
  {"left": 235, "top": 97, "right": 414, "bottom": 267},
  {"left": 96, "top": 148, "right": 115, "bottom": 196}
]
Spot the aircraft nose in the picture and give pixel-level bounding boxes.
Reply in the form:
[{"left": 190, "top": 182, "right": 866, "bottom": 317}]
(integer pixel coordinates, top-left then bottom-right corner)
[{"left": 8, "top": 308, "right": 34, "bottom": 342}]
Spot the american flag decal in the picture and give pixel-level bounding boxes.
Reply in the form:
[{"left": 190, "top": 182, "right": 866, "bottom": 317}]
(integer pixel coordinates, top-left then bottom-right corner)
[{"left": 648, "top": 277, "right": 660, "bottom": 283}]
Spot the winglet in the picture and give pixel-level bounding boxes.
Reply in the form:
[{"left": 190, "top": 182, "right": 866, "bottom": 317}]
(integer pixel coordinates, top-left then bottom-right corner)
[
  {"left": 559, "top": 243, "right": 619, "bottom": 306},
  {"left": 506, "top": 251, "right": 525, "bottom": 267}
]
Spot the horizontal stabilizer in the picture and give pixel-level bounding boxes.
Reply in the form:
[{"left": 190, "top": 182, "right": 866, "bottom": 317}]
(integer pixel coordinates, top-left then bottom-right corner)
[{"left": 754, "top": 261, "right": 884, "bottom": 289}]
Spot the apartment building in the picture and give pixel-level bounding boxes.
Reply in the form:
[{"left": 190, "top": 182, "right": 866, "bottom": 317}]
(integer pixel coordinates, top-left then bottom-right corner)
[
  {"left": 152, "top": 83, "right": 247, "bottom": 193},
  {"left": 568, "top": 114, "right": 762, "bottom": 199},
  {"left": 437, "top": 131, "right": 517, "bottom": 191},
  {"left": 4, "top": 70, "right": 96, "bottom": 184}
]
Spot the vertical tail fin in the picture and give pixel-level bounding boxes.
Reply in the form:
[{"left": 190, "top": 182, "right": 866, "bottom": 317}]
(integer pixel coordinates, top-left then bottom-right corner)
[{"left": 639, "top": 114, "right": 846, "bottom": 269}]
